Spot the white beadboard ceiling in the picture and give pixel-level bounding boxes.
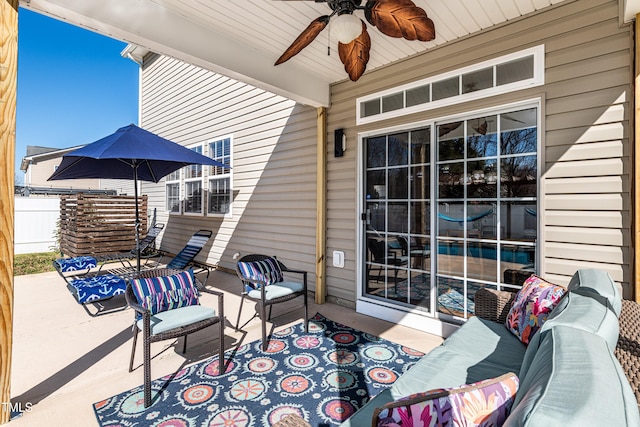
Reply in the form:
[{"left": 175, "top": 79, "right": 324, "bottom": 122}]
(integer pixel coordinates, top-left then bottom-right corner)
[{"left": 19, "top": 0, "right": 638, "bottom": 107}]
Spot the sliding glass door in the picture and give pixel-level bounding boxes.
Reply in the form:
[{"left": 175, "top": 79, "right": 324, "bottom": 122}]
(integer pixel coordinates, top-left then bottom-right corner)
[
  {"left": 363, "top": 127, "right": 433, "bottom": 311},
  {"left": 361, "top": 106, "right": 538, "bottom": 321}
]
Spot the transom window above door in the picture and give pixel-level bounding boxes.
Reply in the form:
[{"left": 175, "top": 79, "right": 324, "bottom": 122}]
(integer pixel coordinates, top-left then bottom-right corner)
[{"left": 356, "top": 45, "right": 544, "bottom": 125}]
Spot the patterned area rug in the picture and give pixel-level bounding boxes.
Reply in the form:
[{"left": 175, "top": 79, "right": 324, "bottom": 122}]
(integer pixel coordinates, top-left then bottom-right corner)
[{"left": 93, "top": 313, "right": 425, "bottom": 426}]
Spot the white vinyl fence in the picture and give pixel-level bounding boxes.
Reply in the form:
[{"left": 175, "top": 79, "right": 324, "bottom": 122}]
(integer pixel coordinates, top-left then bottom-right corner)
[{"left": 14, "top": 196, "right": 60, "bottom": 254}]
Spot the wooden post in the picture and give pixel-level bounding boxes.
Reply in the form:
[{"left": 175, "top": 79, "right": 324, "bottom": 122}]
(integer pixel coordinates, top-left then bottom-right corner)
[
  {"left": 635, "top": 14, "right": 640, "bottom": 303},
  {"left": 0, "top": 0, "right": 17, "bottom": 423},
  {"left": 315, "top": 107, "right": 327, "bottom": 304}
]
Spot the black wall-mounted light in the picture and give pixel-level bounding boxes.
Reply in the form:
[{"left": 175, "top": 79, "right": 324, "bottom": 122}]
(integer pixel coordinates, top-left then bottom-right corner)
[{"left": 334, "top": 128, "right": 346, "bottom": 157}]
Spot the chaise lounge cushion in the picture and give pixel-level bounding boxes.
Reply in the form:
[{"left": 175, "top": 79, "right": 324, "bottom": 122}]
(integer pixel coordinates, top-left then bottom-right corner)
[
  {"left": 539, "top": 290, "right": 620, "bottom": 349},
  {"left": 55, "top": 256, "right": 98, "bottom": 273},
  {"left": 567, "top": 268, "right": 621, "bottom": 316},
  {"left": 442, "top": 316, "right": 527, "bottom": 377},
  {"left": 505, "top": 325, "right": 640, "bottom": 427},
  {"left": 69, "top": 274, "right": 126, "bottom": 304},
  {"left": 373, "top": 372, "right": 519, "bottom": 427}
]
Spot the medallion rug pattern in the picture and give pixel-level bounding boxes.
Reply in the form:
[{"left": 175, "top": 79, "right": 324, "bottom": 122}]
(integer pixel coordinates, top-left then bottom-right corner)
[{"left": 93, "top": 313, "right": 425, "bottom": 426}]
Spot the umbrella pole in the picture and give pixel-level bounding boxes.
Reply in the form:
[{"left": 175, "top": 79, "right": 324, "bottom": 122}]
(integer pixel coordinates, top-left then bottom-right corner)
[{"left": 134, "top": 164, "right": 141, "bottom": 275}]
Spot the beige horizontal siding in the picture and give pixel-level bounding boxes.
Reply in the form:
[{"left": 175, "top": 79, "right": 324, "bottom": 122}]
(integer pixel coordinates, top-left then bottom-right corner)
[
  {"left": 545, "top": 176, "right": 628, "bottom": 194},
  {"left": 544, "top": 159, "right": 628, "bottom": 179},
  {"left": 326, "top": 0, "right": 633, "bottom": 301},
  {"left": 545, "top": 141, "right": 626, "bottom": 163},
  {"left": 545, "top": 194, "right": 630, "bottom": 211},
  {"left": 546, "top": 86, "right": 627, "bottom": 116},
  {"left": 545, "top": 226, "right": 629, "bottom": 246},
  {"left": 544, "top": 258, "right": 627, "bottom": 285},
  {"left": 546, "top": 123, "right": 626, "bottom": 147},
  {"left": 545, "top": 242, "right": 628, "bottom": 265},
  {"left": 140, "top": 55, "right": 317, "bottom": 287},
  {"left": 544, "top": 210, "right": 628, "bottom": 228},
  {"left": 28, "top": 157, "right": 102, "bottom": 190}
]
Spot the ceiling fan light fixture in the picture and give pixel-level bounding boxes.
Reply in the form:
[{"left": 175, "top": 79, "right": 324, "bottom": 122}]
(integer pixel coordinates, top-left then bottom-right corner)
[{"left": 332, "top": 13, "right": 362, "bottom": 44}]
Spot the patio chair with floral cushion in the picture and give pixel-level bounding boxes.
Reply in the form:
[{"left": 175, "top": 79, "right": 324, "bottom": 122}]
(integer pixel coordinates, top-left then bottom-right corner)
[
  {"left": 125, "top": 267, "right": 225, "bottom": 408},
  {"left": 235, "top": 254, "right": 308, "bottom": 351}
]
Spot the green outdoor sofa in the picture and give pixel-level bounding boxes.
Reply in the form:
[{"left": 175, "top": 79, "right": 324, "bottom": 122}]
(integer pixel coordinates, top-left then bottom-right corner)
[{"left": 340, "top": 269, "right": 640, "bottom": 427}]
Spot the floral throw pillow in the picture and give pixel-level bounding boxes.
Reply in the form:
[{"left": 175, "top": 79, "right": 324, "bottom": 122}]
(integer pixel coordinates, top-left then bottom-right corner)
[
  {"left": 505, "top": 275, "right": 566, "bottom": 344},
  {"left": 373, "top": 372, "right": 519, "bottom": 427}
]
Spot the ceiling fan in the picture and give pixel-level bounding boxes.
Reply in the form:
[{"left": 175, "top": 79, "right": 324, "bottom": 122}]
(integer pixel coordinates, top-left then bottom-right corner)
[{"left": 274, "top": 0, "right": 436, "bottom": 82}]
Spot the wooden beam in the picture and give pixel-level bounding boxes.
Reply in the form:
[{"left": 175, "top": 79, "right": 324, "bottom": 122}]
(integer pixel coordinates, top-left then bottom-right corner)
[
  {"left": 315, "top": 107, "right": 327, "bottom": 304},
  {"left": 634, "top": 14, "right": 640, "bottom": 303},
  {"left": 0, "top": 0, "right": 17, "bottom": 423}
]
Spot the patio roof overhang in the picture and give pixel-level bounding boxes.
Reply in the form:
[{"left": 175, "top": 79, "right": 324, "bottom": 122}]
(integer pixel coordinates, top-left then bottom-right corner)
[
  {"left": 22, "top": 0, "right": 332, "bottom": 107},
  {"left": 23, "top": 0, "right": 640, "bottom": 108},
  {"left": 625, "top": 0, "right": 640, "bottom": 21}
]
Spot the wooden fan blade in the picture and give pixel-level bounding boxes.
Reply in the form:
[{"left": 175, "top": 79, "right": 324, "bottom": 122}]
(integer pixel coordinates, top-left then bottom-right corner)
[
  {"left": 338, "top": 21, "right": 371, "bottom": 82},
  {"left": 365, "top": 0, "right": 435, "bottom": 41},
  {"left": 275, "top": 16, "right": 330, "bottom": 65}
]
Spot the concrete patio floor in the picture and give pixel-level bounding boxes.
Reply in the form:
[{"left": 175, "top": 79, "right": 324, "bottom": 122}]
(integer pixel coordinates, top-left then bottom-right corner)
[{"left": 8, "top": 267, "right": 444, "bottom": 427}]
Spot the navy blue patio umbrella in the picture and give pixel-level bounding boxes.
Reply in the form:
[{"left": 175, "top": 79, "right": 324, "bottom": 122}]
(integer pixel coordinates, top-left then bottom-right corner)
[{"left": 48, "top": 123, "right": 229, "bottom": 272}]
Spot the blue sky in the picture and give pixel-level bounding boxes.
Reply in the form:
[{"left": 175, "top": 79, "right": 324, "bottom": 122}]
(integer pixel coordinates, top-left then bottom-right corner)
[{"left": 16, "top": 8, "right": 139, "bottom": 181}]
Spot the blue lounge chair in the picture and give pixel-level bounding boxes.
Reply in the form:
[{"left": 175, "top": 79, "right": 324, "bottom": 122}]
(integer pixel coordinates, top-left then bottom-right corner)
[
  {"left": 53, "top": 258, "right": 128, "bottom": 316},
  {"left": 53, "top": 223, "right": 165, "bottom": 315},
  {"left": 96, "top": 223, "right": 165, "bottom": 269},
  {"left": 156, "top": 229, "right": 213, "bottom": 285}
]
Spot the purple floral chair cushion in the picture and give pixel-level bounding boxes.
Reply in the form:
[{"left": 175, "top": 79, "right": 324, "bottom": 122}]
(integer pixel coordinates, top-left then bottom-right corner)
[
  {"left": 505, "top": 275, "right": 566, "bottom": 344},
  {"left": 373, "top": 372, "right": 520, "bottom": 427},
  {"left": 130, "top": 269, "right": 200, "bottom": 315}
]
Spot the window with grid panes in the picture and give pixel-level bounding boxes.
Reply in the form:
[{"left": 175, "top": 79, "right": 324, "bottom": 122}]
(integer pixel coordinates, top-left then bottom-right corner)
[{"left": 208, "top": 137, "right": 232, "bottom": 215}]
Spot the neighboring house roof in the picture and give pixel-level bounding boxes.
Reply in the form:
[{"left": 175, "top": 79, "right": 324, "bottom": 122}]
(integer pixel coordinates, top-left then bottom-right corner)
[
  {"left": 20, "top": 144, "right": 84, "bottom": 172},
  {"left": 26, "top": 146, "right": 59, "bottom": 156}
]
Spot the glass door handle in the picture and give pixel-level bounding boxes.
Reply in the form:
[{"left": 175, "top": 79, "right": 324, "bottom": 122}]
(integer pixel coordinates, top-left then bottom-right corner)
[{"left": 361, "top": 210, "right": 371, "bottom": 225}]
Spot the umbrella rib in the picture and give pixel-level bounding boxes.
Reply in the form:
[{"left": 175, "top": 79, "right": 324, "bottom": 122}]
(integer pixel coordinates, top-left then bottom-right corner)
[
  {"left": 146, "top": 160, "right": 159, "bottom": 183},
  {"left": 50, "top": 156, "right": 85, "bottom": 178},
  {"left": 116, "top": 158, "right": 136, "bottom": 168}
]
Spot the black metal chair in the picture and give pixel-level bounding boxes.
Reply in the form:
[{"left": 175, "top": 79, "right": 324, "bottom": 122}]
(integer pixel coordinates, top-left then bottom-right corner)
[
  {"left": 367, "top": 238, "right": 407, "bottom": 285},
  {"left": 100, "top": 222, "right": 165, "bottom": 268},
  {"left": 125, "top": 268, "right": 225, "bottom": 408},
  {"left": 396, "top": 235, "right": 430, "bottom": 270},
  {"left": 235, "top": 254, "right": 308, "bottom": 351}
]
